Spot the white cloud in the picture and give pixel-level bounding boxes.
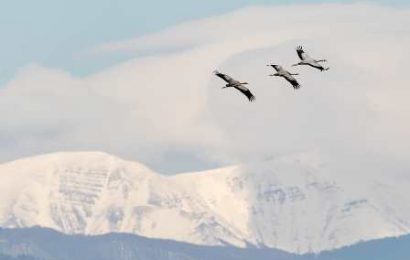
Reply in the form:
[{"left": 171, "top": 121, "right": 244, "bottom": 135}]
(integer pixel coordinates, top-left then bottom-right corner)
[{"left": 1, "top": 3, "right": 409, "bottom": 173}]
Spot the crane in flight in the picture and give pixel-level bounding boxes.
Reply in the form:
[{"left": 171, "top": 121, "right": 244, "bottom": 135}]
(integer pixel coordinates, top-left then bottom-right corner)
[
  {"left": 267, "top": 64, "right": 301, "bottom": 89},
  {"left": 292, "top": 46, "right": 329, "bottom": 71},
  {"left": 214, "top": 70, "right": 255, "bottom": 102}
]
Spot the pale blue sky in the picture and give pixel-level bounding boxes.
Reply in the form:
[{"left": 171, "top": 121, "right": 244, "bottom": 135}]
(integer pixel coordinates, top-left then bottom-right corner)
[{"left": 0, "top": 0, "right": 408, "bottom": 86}]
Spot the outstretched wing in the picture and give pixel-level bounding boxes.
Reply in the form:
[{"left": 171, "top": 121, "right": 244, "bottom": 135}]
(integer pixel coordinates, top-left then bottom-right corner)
[
  {"left": 296, "top": 46, "right": 310, "bottom": 61},
  {"left": 268, "top": 64, "right": 281, "bottom": 72},
  {"left": 283, "top": 74, "right": 301, "bottom": 89},
  {"left": 307, "top": 62, "right": 330, "bottom": 71},
  {"left": 214, "top": 70, "right": 235, "bottom": 84},
  {"left": 235, "top": 84, "right": 255, "bottom": 102}
]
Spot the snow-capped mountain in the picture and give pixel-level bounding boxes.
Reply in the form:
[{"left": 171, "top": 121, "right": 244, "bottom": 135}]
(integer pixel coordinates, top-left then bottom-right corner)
[{"left": 0, "top": 151, "right": 410, "bottom": 254}]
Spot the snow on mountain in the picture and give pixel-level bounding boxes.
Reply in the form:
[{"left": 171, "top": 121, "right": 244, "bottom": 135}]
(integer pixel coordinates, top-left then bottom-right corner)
[{"left": 0, "top": 151, "right": 410, "bottom": 254}]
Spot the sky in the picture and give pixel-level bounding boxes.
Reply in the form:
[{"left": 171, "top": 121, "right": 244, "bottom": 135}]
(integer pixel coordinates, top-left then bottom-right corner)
[
  {"left": 1, "top": 0, "right": 410, "bottom": 174},
  {"left": 1, "top": 0, "right": 409, "bottom": 82}
]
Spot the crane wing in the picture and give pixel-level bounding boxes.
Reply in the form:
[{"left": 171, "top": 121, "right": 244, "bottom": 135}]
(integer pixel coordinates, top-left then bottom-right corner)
[
  {"left": 235, "top": 84, "right": 255, "bottom": 102},
  {"left": 283, "top": 74, "right": 301, "bottom": 89},
  {"left": 268, "top": 64, "right": 282, "bottom": 72},
  {"left": 214, "top": 70, "right": 235, "bottom": 84},
  {"left": 296, "top": 46, "right": 310, "bottom": 61},
  {"left": 307, "top": 62, "right": 329, "bottom": 71}
]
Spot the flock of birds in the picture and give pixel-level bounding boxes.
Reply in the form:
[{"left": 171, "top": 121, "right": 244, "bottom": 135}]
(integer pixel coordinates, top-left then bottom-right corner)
[{"left": 214, "top": 46, "right": 329, "bottom": 101}]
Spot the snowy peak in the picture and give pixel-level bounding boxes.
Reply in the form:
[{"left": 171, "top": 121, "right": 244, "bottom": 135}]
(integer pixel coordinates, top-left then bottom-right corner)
[
  {"left": 0, "top": 151, "right": 410, "bottom": 254},
  {"left": 0, "top": 152, "right": 154, "bottom": 233}
]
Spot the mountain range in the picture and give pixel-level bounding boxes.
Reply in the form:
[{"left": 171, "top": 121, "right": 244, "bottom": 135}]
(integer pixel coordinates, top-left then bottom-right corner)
[
  {"left": 1, "top": 151, "right": 410, "bottom": 254},
  {"left": 1, "top": 227, "right": 410, "bottom": 260}
]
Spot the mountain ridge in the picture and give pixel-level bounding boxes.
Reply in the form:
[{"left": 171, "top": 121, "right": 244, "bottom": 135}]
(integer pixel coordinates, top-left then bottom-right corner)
[
  {"left": 1, "top": 151, "right": 410, "bottom": 254},
  {"left": 2, "top": 226, "right": 410, "bottom": 260}
]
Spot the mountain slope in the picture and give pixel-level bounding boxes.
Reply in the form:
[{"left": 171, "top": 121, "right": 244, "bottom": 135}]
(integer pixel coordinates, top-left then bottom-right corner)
[
  {"left": 0, "top": 227, "right": 296, "bottom": 260},
  {"left": 0, "top": 151, "right": 410, "bottom": 253},
  {"left": 1, "top": 227, "right": 410, "bottom": 260}
]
